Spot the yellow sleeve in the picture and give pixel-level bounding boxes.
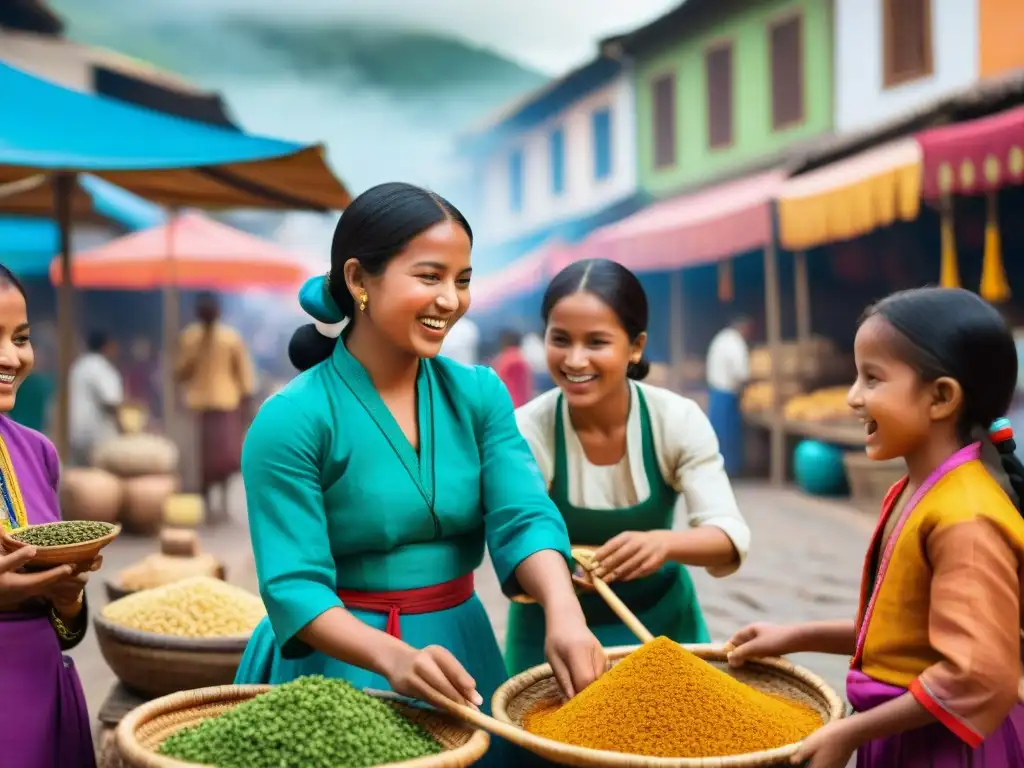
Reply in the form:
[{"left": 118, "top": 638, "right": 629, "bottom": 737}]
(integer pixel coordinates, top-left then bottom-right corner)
[{"left": 910, "top": 517, "right": 1021, "bottom": 746}]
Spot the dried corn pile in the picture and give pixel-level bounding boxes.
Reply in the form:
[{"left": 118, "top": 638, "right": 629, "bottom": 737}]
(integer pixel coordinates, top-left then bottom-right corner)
[{"left": 101, "top": 576, "right": 265, "bottom": 638}]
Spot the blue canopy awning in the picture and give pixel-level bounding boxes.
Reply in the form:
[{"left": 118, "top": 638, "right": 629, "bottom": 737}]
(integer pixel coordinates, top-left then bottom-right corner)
[
  {"left": 0, "top": 175, "right": 165, "bottom": 278},
  {"left": 0, "top": 60, "right": 351, "bottom": 213}
]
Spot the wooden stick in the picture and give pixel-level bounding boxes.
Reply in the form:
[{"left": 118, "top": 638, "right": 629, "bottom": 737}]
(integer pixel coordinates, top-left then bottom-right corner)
[
  {"left": 571, "top": 548, "right": 655, "bottom": 645},
  {"left": 385, "top": 689, "right": 549, "bottom": 746}
]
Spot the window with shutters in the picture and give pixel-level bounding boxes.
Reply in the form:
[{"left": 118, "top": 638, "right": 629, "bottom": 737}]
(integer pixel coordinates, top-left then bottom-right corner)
[
  {"left": 705, "top": 41, "right": 734, "bottom": 149},
  {"left": 508, "top": 149, "right": 524, "bottom": 213},
  {"left": 769, "top": 13, "right": 804, "bottom": 130},
  {"left": 651, "top": 73, "right": 677, "bottom": 169},
  {"left": 549, "top": 128, "right": 565, "bottom": 196},
  {"left": 883, "top": 0, "right": 934, "bottom": 88},
  {"left": 591, "top": 107, "right": 613, "bottom": 181}
]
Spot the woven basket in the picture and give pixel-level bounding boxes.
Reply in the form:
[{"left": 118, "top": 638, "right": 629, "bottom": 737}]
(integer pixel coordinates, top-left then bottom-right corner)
[
  {"left": 491, "top": 644, "right": 845, "bottom": 767},
  {"left": 94, "top": 614, "right": 249, "bottom": 697},
  {"left": 1, "top": 522, "right": 120, "bottom": 569},
  {"left": 116, "top": 684, "right": 490, "bottom": 768}
]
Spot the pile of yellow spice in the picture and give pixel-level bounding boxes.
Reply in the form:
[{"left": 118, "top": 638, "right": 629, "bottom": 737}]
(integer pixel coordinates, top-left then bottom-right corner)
[
  {"left": 524, "top": 637, "right": 822, "bottom": 758},
  {"left": 101, "top": 576, "right": 266, "bottom": 638}
]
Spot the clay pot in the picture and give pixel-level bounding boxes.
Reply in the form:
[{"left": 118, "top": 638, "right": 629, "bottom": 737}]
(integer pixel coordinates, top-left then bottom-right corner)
[
  {"left": 92, "top": 434, "right": 179, "bottom": 478},
  {"left": 59, "top": 468, "right": 122, "bottom": 523},
  {"left": 120, "top": 474, "right": 180, "bottom": 536}
]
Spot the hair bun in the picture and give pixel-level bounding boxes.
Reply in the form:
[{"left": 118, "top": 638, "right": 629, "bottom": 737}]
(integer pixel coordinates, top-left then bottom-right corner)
[
  {"left": 627, "top": 357, "right": 651, "bottom": 381},
  {"left": 289, "top": 323, "right": 339, "bottom": 372}
]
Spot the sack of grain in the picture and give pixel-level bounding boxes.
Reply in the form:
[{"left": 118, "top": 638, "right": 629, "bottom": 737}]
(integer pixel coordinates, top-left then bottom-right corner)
[
  {"left": 59, "top": 468, "right": 122, "bottom": 523},
  {"left": 92, "top": 433, "right": 179, "bottom": 478},
  {"left": 121, "top": 474, "right": 180, "bottom": 536}
]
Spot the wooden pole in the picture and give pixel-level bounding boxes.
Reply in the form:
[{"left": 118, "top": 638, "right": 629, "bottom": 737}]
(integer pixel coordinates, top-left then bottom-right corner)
[
  {"left": 161, "top": 210, "right": 180, "bottom": 432},
  {"left": 794, "top": 250, "right": 811, "bottom": 344},
  {"left": 669, "top": 270, "right": 685, "bottom": 391},
  {"left": 53, "top": 173, "right": 76, "bottom": 463},
  {"left": 764, "top": 213, "right": 785, "bottom": 486}
]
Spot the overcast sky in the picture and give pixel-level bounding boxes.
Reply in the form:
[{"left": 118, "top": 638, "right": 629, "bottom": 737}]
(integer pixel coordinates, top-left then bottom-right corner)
[{"left": 175, "top": 0, "right": 683, "bottom": 74}]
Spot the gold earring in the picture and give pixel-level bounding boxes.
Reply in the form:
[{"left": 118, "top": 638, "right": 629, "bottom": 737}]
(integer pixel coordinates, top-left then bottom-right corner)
[{"left": 358, "top": 291, "right": 368, "bottom": 312}]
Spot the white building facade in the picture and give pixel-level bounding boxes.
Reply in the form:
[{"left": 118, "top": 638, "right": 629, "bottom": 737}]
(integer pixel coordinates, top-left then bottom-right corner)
[
  {"left": 469, "top": 60, "right": 638, "bottom": 251},
  {"left": 834, "top": 0, "right": 979, "bottom": 134}
]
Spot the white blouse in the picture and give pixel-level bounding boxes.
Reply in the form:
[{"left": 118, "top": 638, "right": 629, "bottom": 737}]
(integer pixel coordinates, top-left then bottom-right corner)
[{"left": 515, "top": 381, "right": 751, "bottom": 577}]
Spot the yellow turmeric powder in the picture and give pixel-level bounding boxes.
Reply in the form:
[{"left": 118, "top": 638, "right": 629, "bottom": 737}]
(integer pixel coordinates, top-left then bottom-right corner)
[{"left": 524, "top": 636, "right": 822, "bottom": 758}]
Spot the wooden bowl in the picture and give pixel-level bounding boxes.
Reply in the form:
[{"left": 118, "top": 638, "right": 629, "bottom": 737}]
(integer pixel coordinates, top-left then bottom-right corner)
[
  {"left": 490, "top": 643, "right": 845, "bottom": 767},
  {"left": 2, "top": 522, "right": 121, "bottom": 570},
  {"left": 93, "top": 613, "right": 250, "bottom": 698},
  {"left": 116, "top": 684, "right": 491, "bottom": 768}
]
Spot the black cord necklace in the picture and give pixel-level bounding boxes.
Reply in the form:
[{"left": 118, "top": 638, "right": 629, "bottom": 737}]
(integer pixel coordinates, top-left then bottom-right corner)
[{"left": 340, "top": 368, "right": 440, "bottom": 539}]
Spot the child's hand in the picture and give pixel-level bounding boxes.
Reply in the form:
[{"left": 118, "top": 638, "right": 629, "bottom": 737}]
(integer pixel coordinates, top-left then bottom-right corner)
[
  {"left": 725, "top": 622, "right": 798, "bottom": 666},
  {"left": 790, "top": 720, "right": 857, "bottom": 767}
]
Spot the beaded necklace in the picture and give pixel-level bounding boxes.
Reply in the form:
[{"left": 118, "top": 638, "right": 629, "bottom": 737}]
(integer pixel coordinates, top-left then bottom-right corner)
[{"left": 0, "top": 433, "right": 28, "bottom": 532}]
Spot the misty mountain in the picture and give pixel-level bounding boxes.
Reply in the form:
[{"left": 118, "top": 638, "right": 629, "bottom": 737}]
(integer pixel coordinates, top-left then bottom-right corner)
[{"left": 48, "top": 0, "right": 546, "bottom": 213}]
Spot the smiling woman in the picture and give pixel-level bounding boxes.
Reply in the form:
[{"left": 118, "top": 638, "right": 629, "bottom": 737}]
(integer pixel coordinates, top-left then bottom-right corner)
[
  {"left": 238, "top": 183, "right": 607, "bottom": 768},
  {"left": 0, "top": 263, "right": 102, "bottom": 768},
  {"left": 507, "top": 259, "right": 751, "bottom": 677}
]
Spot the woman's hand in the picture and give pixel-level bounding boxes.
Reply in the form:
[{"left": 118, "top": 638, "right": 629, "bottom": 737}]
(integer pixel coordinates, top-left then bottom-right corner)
[
  {"left": 39, "top": 556, "right": 101, "bottom": 618},
  {"left": 545, "top": 611, "right": 606, "bottom": 699},
  {"left": 0, "top": 547, "right": 75, "bottom": 610},
  {"left": 384, "top": 644, "right": 484, "bottom": 710},
  {"left": 592, "top": 531, "right": 669, "bottom": 583},
  {"left": 725, "top": 622, "right": 799, "bottom": 666},
  {"left": 790, "top": 720, "right": 857, "bottom": 767}
]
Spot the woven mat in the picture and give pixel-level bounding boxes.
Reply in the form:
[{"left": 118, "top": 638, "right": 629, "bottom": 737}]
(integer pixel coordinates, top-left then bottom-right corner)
[{"left": 98, "top": 683, "right": 154, "bottom": 727}]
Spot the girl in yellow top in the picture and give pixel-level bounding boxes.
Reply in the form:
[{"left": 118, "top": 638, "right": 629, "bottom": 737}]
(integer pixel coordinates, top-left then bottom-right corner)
[{"left": 728, "top": 287, "right": 1024, "bottom": 768}]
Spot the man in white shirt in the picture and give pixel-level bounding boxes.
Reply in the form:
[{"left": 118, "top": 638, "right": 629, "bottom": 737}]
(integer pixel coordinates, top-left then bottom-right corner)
[
  {"left": 440, "top": 316, "right": 480, "bottom": 366},
  {"left": 69, "top": 330, "right": 124, "bottom": 467},
  {"left": 705, "top": 316, "right": 753, "bottom": 477}
]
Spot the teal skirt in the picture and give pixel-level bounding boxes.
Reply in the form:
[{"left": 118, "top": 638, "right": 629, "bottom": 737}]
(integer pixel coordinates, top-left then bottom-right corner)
[
  {"left": 504, "top": 564, "right": 710, "bottom": 675},
  {"left": 236, "top": 593, "right": 516, "bottom": 768}
]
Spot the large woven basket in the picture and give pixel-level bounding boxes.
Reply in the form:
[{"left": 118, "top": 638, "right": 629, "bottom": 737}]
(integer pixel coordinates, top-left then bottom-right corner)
[
  {"left": 492, "top": 644, "right": 845, "bottom": 767},
  {"left": 94, "top": 614, "right": 249, "bottom": 698},
  {"left": 116, "top": 684, "right": 490, "bottom": 768}
]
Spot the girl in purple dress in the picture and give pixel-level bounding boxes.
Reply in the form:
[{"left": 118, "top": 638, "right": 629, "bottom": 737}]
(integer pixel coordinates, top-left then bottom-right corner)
[{"left": 0, "top": 265, "right": 98, "bottom": 768}]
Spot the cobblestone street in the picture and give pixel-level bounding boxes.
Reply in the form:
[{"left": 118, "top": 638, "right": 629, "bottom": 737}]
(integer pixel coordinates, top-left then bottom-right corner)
[{"left": 75, "top": 479, "right": 874, "bottom": 753}]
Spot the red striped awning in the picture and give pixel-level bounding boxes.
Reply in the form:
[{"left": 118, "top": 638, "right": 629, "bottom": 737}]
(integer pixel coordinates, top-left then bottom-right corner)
[
  {"left": 918, "top": 105, "right": 1024, "bottom": 198},
  {"left": 573, "top": 170, "right": 784, "bottom": 272}
]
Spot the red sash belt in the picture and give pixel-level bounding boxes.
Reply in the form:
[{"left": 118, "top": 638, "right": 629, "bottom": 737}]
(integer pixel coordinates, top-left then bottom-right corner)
[{"left": 337, "top": 573, "right": 475, "bottom": 640}]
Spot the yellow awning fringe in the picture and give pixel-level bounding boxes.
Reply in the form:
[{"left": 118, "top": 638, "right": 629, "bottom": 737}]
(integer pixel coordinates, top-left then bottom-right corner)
[{"left": 778, "top": 160, "right": 921, "bottom": 251}]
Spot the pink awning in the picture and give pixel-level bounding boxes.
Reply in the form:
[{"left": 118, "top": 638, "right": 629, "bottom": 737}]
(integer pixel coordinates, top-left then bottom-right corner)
[
  {"left": 51, "top": 211, "right": 314, "bottom": 290},
  {"left": 575, "top": 170, "right": 785, "bottom": 271},
  {"left": 471, "top": 243, "right": 567, "bottom": 310}
]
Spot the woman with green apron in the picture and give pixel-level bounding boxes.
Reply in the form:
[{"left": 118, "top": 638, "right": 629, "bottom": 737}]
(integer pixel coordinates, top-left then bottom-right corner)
[{"left": 507, "top": 259, "right": 751, "bottom": 673}]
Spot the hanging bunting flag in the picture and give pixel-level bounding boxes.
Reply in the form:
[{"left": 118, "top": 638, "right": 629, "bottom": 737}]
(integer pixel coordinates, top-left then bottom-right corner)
[
  {"left": 938, "top": 195, "right": 960, "bottom": 289},
  {"left": 980, "top": 192, "right": 1010, "bottom": 303}
]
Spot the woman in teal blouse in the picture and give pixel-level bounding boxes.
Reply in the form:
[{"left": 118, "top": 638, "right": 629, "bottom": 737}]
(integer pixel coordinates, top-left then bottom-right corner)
[{"left": 235, "top": 183, "right": 604, "bottom": 766}]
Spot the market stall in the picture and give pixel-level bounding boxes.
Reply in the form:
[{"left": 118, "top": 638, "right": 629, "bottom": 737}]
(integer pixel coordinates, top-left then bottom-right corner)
[
  {"left": 916, "top": 104, "right": 1024, "bottom": 304},
  {"left": 751, "top": 138, "right": 925, "bottom": 492},
  {"left": 0, "top": 60, "right": 351, "bottom": 460}
]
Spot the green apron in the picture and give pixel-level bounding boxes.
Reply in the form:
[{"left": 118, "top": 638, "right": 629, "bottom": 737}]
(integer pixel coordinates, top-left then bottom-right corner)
[{"left": 505, "top": 387, "right": 710, "bottom": 675}]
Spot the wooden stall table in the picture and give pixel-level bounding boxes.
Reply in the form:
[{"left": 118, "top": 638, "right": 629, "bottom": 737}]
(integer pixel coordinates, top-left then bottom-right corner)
[{"left": 96, "top": 683, "right": 153, "bottom": 768}]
